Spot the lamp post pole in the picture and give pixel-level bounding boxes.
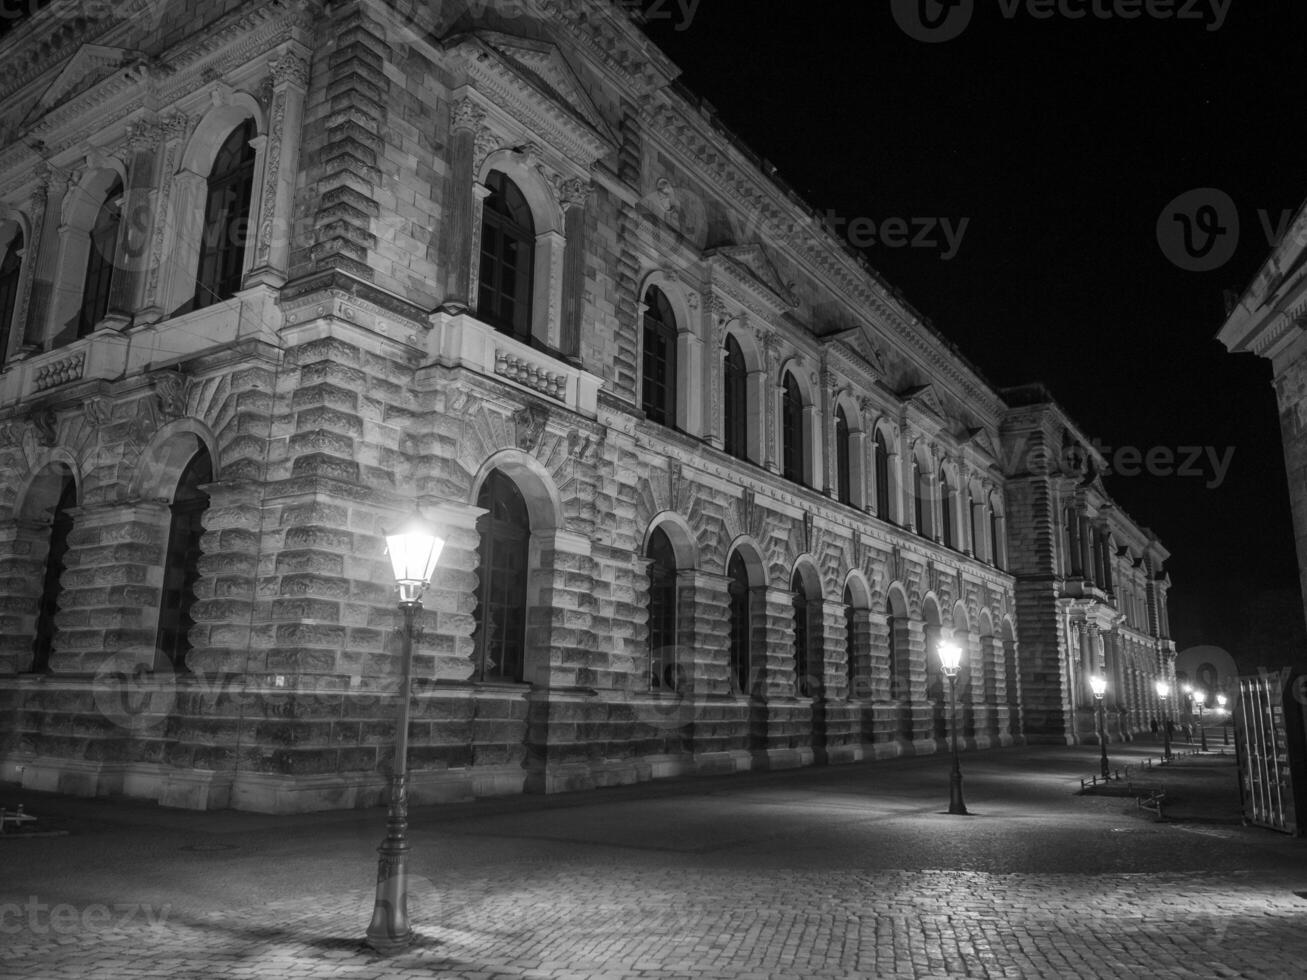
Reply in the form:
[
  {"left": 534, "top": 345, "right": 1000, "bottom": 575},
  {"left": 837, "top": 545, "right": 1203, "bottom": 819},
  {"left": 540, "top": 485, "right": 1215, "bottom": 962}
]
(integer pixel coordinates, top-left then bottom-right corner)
[
  {"left": 366, "top": 515, "right": 445, "bottom": 955},
  {"left": 1218, "top": 694, "right": 1229, "bottom": 746},
  {"left": 1156, "top": 680, "right": 1172, "bottom": 763},
  {"left": 1091, "top": 676, "right": 1109, "bottom": 779},
  {"left": 367, "top": 599, "right": 419, "bottom": 953},
  {"left": 939, "top": 641, "right": 968, "bottom": 816}
]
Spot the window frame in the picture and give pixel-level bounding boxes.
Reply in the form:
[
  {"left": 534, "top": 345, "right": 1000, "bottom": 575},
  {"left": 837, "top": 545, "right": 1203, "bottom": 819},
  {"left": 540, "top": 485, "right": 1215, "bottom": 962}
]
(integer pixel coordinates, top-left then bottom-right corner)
[
  {"left": 640, "top": 286, "right": 679, "bottom": 428},
  {"left": 474, "top": 470, "right": 531, "bottom": 684}
]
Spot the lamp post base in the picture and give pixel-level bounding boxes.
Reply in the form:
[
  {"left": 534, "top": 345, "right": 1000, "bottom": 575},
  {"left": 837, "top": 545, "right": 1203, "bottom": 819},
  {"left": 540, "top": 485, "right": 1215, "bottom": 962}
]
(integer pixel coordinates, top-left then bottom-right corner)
[{"left": 949, "top": 769, "right": 968, "bottom": 815}]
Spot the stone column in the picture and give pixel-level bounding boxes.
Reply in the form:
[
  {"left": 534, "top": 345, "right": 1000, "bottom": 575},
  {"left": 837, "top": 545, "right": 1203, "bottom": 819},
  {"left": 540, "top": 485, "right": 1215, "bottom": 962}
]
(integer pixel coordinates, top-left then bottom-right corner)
[
  {"left": 526, "top": 528, "right": 594, "bottom": 689},
  {"left": 138, "top": 114, "right": 189, "bottom": 323},
  {"left": 105, "top": 121, "right": 165, "bottom": 329},
  {"left": 904, "top": 618, "right": 929, "bottom": 743},
  {"left": 442, "top": 100, "right": 484, "bottom": 310},
  {"left": 559, "top": 181, "right": 589, "bottom": 359},
  {"left": 246, "top": 51, "right": 310, "bottom": 288},
  {"left": 4, "top": 183, "right": 46, "bottom": 362},
  {"left": 761, "top": 333, "right": 779, "bottom": 472}
]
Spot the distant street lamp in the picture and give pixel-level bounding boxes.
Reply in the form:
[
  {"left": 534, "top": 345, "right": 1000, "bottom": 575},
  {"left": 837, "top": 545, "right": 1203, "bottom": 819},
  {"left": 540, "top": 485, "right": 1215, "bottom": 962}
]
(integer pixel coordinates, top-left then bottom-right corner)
[
  {"left": 1217, "top": 693, "right": 1229, "bottom": 746},
  {"left": 938, "top": 640, "right": 968, "bottom": 816},
  {"left": 1155, "top": 680, "right": 1173, "bottom": 762},
  {"left": 366, "top": 515, "right": 445, "bottom": 954},
  {"left": 1194, "top": 689, "right": 1208, "bottom": 752},
  {"left": 1183, "top": 684, "right": 1194, "bottom": 744},
  {"left": 1091, "top": 675, "right": 1109, "bottom": 779}
]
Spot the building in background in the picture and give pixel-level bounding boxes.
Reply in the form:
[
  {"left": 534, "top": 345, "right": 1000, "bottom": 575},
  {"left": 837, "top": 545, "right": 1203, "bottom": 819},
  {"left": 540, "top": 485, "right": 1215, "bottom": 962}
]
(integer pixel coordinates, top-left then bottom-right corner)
[{"left": 0, "top": 0, "right": 1175, "bottom": 812}]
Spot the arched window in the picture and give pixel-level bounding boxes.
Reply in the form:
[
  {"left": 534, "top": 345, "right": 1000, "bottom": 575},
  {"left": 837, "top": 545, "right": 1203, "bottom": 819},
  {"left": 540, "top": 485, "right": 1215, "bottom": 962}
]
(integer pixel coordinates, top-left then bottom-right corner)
[
  {"left": 939, "top": 470, "right": 953, "bottom": 548},
  {"left": 835, "top": 406, "right": 851, "bottom": 505},
  {"left": 193, "top": 121, "right": 256, "bottom": 312},
  {"left": 912, "top": 458, "right": 926, "bottom": 535},
  {"left": 77, "top": 179, "right": 123, "bottom": 338},
  {"left": 723, "top": 334, "right": 748, "bottom": 461},
  {"left": 781, "top": 372, "right": 804, "bottom": 484},
  {"left": 0, "top": 229, "right": 22, "bottom": 364},
  {"left": 874, "top": 430, "right": 890, "bottom": 519},
  {"left": 990, "top": 504, "right": 1004, "bottom": 571},
  {"left": 728, "top": 552, "right": 751, "bottom": 694},
  {"left": 478, "top": 170, "right": 535, "bottom": 342},
  {"left": 641, "top": 286, "right": 677, "bottom": 427},
  {"left": 844, "top": 585, "right": 857, "bottom": 696},
  {"left": 968, "top": 490, "right": 979, "bottom": 557},
  {"left": 646, "top": 526, "right": 680, "bottom": 691},
  {"left": 31, "top": 474, "right": 76, "bottom": 674},
  {"left": 157, "top": 447, "right": 212, "bottom": 671},
  {"left": 474, "top": 470, "right": 530, "bottom": 683},
  {"left": 1065, "top": 508, "right": 1081, "bottom": 576},
  {"left": 792, "top": 570, "right": 810, "bottom": 697}
]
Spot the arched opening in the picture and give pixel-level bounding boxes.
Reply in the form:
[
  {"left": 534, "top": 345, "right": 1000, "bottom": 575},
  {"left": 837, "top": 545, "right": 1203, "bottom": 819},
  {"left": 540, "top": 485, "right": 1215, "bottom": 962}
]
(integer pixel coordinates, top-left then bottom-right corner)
[
  {"left": 641, "top": 285, "right": 678, "bottom": 428},
  {"left": 791, "top": 568, "right": 820, "bottom": 697},
  {"left": 723, "top": 333, "right": 748, "bottom": 461},
  {"left": 474, "top": 469, "right": 531, "bottom": 683},
  {"left": 834, "top": 405, "right": 851, "bottom": 505},
  {"left": 76, "top": 178, "right": 123, "bottom": 338},
  {"left": 646, "top": 525, "right": 681, "bottom": 691},
  {"left": 989, "top": 492, "right": 1005, "bottom": 571},
  {"left": 843, "top": 584, "right": 858, "bottom": 696},
  {"left": 912, "top": 456, "right": 927, "bottom": 536},
  {"left": 781, "top": 371, "right": 805, "bottom": 485},
  {"left": 31, "top": 471, "right": 77, "bottom": 673},
  {"left": 187, "top": 120, "right": 257, "bottom": 313},
  {"left": 0, "top": 226, "right": 22, "bottom": 363},
  {"left": 478, "top": 170, "right": 536, "bottom": 342},
  {"left": 156, "top": 446, "right": 213, "bottom": 671},
  {"left": 874, "top": 429, "right": 891, "bottom": 519},
  {"left": 727, "top": 551, "right": 751, "bottom": 694}
]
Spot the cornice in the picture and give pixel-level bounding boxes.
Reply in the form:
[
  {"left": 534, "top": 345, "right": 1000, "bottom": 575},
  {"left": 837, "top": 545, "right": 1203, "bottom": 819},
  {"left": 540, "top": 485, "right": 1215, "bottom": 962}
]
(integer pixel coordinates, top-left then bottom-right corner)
[
  {"left": 643, "top": 91, "right": 1004, "bottom": 421},
  {"left": 534, "top": 0, "right": 677, "bottom": 102}
]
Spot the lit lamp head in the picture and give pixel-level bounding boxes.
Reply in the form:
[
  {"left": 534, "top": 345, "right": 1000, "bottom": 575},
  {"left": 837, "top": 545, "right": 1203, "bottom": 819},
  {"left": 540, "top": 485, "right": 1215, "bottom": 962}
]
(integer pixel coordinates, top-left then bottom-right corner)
[
  {"left": 1090, "top": 675, "right": 1107, "bottom": 701},
  {"left": 1193, "top": 690, "right": 1206, "bottom": 709},
  {"left": 385, "top": 514, "right": 445, "bottom": 606},
  {"left": 1155, "top": 680, "right": 1170, "bottom": 700},
  {"left": 938, "top": 640, "right": 963, "bottom": 679},
  {"left": 1183, "top": 684, "right": 1193, "bottom": 697},
  {"left": 1217, "top": 694, "right": 1228, "bottom": 710}
]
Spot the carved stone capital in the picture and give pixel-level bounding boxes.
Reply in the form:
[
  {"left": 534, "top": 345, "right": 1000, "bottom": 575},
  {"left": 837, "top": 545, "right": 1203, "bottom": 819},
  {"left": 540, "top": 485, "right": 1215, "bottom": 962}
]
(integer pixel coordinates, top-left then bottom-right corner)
[
  {"left": 269, "top": 52, "right": 311, "bottom": 89},
  {"left": 451, "top": 97, "right": 487, "bottom": 134}
]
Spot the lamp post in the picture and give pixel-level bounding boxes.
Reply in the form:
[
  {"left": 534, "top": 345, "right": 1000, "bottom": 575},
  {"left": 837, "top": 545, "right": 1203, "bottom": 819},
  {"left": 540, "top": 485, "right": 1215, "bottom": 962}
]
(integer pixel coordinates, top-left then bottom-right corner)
[
  {"left": 1183, "top": 684, "right": 1194, "bottom": 744},
  {"left": 938, "top": 640, "right": 968, "bottom": 815},
  {"left": 366, "top": 515, "right": 445, "bottom": 954},
  {"left": 1217, "top": 693, "right": 1229, "bottom": 746},
  {"left": 1155, "top": 680, "right": 1172, "bottom": 762},
  {"left": 1194, "top": 689, "right": 1208, "bottom": 752},
  {"left": 1091, "top": 675, "right": 1109, "bottom": 779}
]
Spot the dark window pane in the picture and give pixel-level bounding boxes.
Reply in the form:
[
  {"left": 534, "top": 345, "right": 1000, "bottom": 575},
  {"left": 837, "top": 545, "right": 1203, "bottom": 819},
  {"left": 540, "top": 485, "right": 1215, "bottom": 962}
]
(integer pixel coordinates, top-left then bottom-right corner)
[
  {"left": 724, "top": 335, "right": 747, "bottom": 460},
  {"left": 782, "top": 373, "right": 804, "bottom": 484},
  {"left": 0, "top": 230, "right": 23, "bottom": 366},
  {"left": 792, "top": 572, "right": 810, "bottom": 697},
  {"left": 157, "top": 448, "right": 213, "bottom": 671},
  {"left": 193, "top": 122, "right": 256, "bottom": 312},
  {"left": 641, "top": 286, "right": 678, "bottom": 427},
  {"left": 728, "top": 552, "right": 750, "bottom": 694},
  {"left": 31, "top": 475, "right": 76, "bottom": 673},
  {"left": 478, "top": 171, "right": 536, "bottom": 341},
  {"left": 647, "top": 527, "right": 679, "bottom": 690},
  {"left": 475, "top": 470, "right": 530, "bottom": 683},
  {"left": 874, "top": 432, "right": 890, "bottom": 518},
  {"left": 835, "top": 407, "right": 851, "bottom": 504},
  {"left": 78, "top": 180, "right": 122, "bottom": 338}
]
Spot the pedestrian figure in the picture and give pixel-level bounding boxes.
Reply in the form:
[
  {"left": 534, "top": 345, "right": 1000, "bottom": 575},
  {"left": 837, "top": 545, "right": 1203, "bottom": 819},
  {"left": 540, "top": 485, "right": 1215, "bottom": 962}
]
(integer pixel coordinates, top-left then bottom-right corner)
[{"left": 1150, "top": 717, "right": 1159, "bottom": 735}]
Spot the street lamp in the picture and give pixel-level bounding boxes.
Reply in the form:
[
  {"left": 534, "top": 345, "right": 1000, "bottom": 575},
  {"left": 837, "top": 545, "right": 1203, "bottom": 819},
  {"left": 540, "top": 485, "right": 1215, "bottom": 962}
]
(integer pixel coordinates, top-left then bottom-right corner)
[
  {"left": 1090, "top": 675, "right": 1109, "bottom": 778},
  {"left": 366, "top": 514, "right": 445, "bottom": 954},
  {"left": 1155, "top": 680, "right": 1172, "bottom": 762},
  {"left": 1193, "top": 689, "right": 1208, "bottom": 752},
  {"left": 1183, "top": 684, "right": 1194, "bottom": 744},
  {"left": 1217, "top": 693, "right": 1229, "bottom": 746},
  {"left": 938, "top": 640, "right": 968, "bottom": 815}
]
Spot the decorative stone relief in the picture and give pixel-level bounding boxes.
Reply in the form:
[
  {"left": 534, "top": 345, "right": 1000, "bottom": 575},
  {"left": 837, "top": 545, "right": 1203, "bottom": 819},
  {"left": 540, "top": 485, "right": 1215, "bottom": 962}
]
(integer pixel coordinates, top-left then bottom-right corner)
[{"left": 513, "top": 403, "right": 549, "bottom": 452}]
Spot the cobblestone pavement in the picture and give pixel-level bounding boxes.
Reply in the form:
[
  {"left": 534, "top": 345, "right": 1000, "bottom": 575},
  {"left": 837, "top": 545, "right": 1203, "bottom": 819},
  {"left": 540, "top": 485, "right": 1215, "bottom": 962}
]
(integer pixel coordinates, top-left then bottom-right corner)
[{"left": 5, "top": 747, "right": 1307, "bottom": 979}]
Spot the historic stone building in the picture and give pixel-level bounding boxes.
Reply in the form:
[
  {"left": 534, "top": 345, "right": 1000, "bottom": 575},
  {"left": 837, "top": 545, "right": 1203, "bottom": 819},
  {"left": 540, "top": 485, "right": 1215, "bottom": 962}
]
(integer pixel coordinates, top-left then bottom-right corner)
[
  {"left": 1219, "top": 199, "right": 1307, "bottom": 632},
  {"left": 0, "top": 0, "right": 1176, "bottom": 812}
]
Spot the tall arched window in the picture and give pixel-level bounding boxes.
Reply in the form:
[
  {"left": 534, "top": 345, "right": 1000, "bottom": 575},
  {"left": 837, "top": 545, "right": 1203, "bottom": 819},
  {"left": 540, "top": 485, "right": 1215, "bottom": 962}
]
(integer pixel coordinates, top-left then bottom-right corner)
[
  {"left": 939, "top": 470, "right": 953, "bottom": 548},
  {"left": 912, "top": 459, "right": 926, "bottom": 535},
  {"left": 474, "top": 470, "right": 530, "bottom": 683},
  {"left": 723, "top": 334, "right": 748, "bottom": 461},
  {"left": 874, "top": 430, "right": 890, "bottom": 519},
  {"left": 646, "top": 526, "right": 680, "bottom": 691},
  {"left": 31, "top": 474, "right": 76, "bottom": 674},
  {"left": 193, "top": 121, "right": 256, "bottom": 312},
  {"left": 844, "top": 585, "right": 858, "bottom": 696},
  {"left": 835, "top": 406, "right": 851, "bottom": 505},
  {"left": 478, "top": 170, "right": 535, "bottom": 342},
  {"left": 782, "top": 372, "right": 804, "bottom": 484},
  {"left": 157, "top": 447, "right": 213, "bottom": 671},
  {"left": 641, "top": 286, "right": 677, "bottom": 427},
  {"left": 792, "top": 570, "right": 810, "bottom": 697},
  {"left": 0, "top": 229, "right": 22, "bottom": 364},
  {"left": 990, "top": 499, "right": 1004, "bottom": 571},
  {"left": 968, "top": 490, "right": 979, "bottom": 557},
  {"left": 728, "top": 552, "right": 751, "bottom": 694},
  {"left": 77, "top": 179, "right": 123, "bottom": 338}
]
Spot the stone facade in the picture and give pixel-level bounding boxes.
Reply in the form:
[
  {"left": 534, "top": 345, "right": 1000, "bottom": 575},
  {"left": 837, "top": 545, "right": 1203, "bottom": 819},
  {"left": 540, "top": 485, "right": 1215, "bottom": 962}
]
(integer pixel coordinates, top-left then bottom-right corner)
[
  {"left": 1219, "top": 199, "right": 1307, "bottom": 634},
  {"left": 0, "top": 0, "right": 1176, "bottom": 812}
]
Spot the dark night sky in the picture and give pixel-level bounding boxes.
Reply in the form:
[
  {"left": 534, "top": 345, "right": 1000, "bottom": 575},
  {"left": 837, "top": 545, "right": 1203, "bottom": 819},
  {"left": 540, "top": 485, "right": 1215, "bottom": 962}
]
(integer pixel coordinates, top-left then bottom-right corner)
[{"left": 644, "top": 1, "right": 1307, "bottom": 652}]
